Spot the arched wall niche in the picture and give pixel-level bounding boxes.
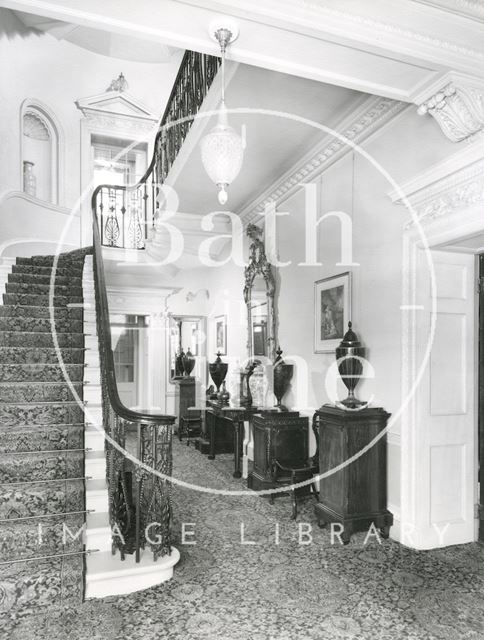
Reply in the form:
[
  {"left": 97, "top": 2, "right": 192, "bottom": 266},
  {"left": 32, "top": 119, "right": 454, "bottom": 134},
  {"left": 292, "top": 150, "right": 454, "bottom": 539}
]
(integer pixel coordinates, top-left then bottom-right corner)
[{"left": 20, "top": 99, "right": 64, "bottom": 205}]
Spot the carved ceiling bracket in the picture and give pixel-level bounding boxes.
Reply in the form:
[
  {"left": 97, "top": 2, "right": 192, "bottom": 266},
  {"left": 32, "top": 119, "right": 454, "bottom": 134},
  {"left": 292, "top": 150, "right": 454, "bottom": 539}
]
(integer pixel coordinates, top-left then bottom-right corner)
[{"left": 417, "top": 80, "right": 484, "bottom": 142}]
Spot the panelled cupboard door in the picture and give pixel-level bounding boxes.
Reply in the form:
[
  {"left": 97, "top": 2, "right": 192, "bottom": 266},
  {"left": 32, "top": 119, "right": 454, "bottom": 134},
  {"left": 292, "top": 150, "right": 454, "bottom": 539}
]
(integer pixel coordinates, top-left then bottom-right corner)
[{"left": 415, "top": 249, "right": 476, "bottom": 548}]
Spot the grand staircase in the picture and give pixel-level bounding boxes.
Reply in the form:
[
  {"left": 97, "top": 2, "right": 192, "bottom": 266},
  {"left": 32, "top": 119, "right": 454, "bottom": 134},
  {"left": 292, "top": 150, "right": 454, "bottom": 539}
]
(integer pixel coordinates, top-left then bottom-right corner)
[
  {"left": 0, "top": 45, "right": 212, "bottom": 621},
  {"left": 0, "top": 245, "right": 179, "bottom": 619},
  {"left": 0, "top": 249, "right": 90, "bottom": 616}
]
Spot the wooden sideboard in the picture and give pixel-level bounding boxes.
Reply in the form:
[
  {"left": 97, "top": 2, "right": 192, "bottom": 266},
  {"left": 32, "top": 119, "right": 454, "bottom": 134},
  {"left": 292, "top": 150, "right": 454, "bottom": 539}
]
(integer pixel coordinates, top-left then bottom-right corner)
[{"left": 314, "top": 404, "right": 393, "bottom": 544}]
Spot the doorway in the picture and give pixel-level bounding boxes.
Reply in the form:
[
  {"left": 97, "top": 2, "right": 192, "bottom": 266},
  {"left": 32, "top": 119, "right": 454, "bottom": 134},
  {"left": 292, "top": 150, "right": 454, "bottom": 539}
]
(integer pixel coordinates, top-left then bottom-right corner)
[{"left": 111, "top": 314, "right": 148, "bottom": 409}]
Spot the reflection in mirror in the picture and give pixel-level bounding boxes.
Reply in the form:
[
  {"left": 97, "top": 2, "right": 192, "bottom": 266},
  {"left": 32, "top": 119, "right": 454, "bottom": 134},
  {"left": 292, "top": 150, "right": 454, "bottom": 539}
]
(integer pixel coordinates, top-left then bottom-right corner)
[
  {"left": 169, "top": 315, "right": 206, "bottom": 381},
  {"left": 251, "top": 279, "right": 268, "bottom": 357}
]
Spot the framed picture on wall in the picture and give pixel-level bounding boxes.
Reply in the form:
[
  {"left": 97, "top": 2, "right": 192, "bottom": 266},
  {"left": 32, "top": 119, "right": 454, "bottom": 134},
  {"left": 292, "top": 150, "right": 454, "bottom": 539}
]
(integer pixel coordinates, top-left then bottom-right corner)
[
  {"left": 215, "top": 315, "right": 227, "bottom": 355},
  {"left": 314, "top": 272, "right": 351, "bottom": 353}
]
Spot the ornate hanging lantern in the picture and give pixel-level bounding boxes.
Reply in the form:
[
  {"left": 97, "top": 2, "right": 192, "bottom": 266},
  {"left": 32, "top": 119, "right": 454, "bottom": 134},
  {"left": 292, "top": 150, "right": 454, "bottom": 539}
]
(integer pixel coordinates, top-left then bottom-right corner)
[{"left": 200, "top": 21, "right": 244, "bottom": 205}]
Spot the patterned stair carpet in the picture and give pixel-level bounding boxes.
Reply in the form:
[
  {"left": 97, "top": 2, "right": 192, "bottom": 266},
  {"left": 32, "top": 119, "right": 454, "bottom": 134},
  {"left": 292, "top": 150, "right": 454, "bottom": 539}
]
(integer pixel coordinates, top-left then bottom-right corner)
[
  {"left": 0, "top": 250, "right": 90, "bottom": 617},
  {"left": 1, "top": 438, "right": 484, "bottom": 639}
]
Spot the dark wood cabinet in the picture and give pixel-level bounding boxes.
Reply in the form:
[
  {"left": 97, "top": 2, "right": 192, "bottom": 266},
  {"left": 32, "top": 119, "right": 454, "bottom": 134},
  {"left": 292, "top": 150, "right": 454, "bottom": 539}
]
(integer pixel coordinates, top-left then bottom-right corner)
[
  {"left": 173, "top": 377, "right": 196, "bottom": 430},
  {"left": 248, "top": 411, "right": 310, "bottom": 492},
  {"left": 314, "top": 405, "right": 393, "bottom": 544}
]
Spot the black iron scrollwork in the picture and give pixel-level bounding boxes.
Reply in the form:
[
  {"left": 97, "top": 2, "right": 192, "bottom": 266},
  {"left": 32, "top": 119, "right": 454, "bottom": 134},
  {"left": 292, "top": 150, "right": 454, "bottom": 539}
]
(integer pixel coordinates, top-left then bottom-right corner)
[{"left": 92, "top": 51, "right": 221, "bottom": 250}]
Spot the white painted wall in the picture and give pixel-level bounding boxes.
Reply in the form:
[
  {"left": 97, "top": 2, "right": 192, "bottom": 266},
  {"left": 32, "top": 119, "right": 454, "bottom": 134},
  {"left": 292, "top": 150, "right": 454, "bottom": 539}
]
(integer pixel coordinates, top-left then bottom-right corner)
[
  {"left": 270, "top": 104, "right": 458, "bottom": 532},
  {"left": 0, "top": 9, "right": 182, "bottom": 252}
]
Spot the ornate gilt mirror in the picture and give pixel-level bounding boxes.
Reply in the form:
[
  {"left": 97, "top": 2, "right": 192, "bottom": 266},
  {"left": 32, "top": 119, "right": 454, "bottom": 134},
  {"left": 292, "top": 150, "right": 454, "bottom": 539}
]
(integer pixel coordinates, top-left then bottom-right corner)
[{"left": 243, "top": 224, "right": 276, "bottom": 362}]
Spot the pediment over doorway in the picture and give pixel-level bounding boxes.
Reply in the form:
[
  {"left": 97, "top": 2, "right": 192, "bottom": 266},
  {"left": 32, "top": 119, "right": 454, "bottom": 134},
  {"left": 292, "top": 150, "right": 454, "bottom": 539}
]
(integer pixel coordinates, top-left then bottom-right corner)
[{"left": 75, "top": 90, "right": 158, "bottom": 137}]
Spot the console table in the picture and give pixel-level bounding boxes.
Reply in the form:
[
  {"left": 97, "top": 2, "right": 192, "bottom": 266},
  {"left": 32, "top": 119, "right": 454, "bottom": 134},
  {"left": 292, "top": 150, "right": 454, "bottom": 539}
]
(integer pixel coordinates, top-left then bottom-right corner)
[
  {"left": 314, "top": 404, "right": 393, "bottom": 544},
  {"left": 195, "top": 400, "right": 262, "bottom": 478}
]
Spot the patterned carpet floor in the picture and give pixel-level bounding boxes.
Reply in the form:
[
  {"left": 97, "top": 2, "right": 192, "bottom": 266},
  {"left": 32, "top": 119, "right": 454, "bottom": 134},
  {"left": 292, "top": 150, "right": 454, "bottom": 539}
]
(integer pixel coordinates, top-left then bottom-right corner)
[{"left": 2, "top": 438, "right": 484, "bottom": 640}]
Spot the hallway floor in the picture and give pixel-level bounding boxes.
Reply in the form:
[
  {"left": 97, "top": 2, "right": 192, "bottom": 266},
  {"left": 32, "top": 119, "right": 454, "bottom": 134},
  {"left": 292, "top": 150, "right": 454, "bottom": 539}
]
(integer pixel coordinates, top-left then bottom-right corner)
[{"left": 3, "top": 439, "right": 484, "bottom": 640}]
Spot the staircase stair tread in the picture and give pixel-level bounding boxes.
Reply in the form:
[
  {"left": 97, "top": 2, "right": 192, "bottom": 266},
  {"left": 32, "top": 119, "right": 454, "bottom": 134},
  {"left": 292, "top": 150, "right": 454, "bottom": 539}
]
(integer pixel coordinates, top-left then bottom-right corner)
[
  {"left": 0, "top": 362, "right": 86, "bottom": 367},
  {"left": 0, "top": 381, "right": 85, "bottom": 386},
  {"left": 8, "top": 273, "right": 79, "bottom": 285},
  {"left": 86, "top": 511, "right": 110, "bottom": 530},
  {"left": 2, "top": 295, "right": 84, "bottom": 306},
  {"left": 86, "top": 450, "right": 106, "bottom": 460},
  {"left": 12, "top": 264, "right": 84, "bottom": 275},
  {"left": 0, "top": 422, "right": 85, "bottom": 430},
  {"left": 0, "top": 346, "right": 87, "bottom": 350},
  {"left": 6, "top": 282, "right": 83, "bottom": 293},
  {"left": 0, "top": 400, "right": 85, "bottom": 406},
  {"left": 86, "top": 478, "right": 108, "bottom": 493},
  {"left": 0, "top": 331, "right": 85, "bottom": 338},
  {"left": 0, "top": 320, "right": 83, "bottom": 332},
  {"left": 0, "top": 304, "right": 83, "bottom": 317},
  {"left": 0, "top": 363, "right": 86, "bottom": 382}
]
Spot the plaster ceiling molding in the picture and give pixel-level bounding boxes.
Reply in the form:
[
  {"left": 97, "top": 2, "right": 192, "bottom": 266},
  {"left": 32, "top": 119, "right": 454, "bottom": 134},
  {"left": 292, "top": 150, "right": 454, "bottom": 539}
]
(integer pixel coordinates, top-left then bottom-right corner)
[
  {"left": 417, "top": 81, "right": 484, "bottom": 142},
  {"left": 239, "top": 95, "right": 407, "bottom": 225},
  {"left": 298, "top": 0, "right": 484, "bottom": 60},
  {"left": 388, "top": 139, "right": 484, "bottom": 227},
  {"left": 411, "top": 0, "right": 484, "bottom": 22}
]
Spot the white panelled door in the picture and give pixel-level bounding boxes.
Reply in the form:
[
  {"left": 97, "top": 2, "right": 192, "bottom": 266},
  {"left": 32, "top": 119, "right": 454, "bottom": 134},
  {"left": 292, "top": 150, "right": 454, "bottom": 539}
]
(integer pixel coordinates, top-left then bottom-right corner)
[{"left": 414, "top": 248, "right": 477, "bottom": 548}]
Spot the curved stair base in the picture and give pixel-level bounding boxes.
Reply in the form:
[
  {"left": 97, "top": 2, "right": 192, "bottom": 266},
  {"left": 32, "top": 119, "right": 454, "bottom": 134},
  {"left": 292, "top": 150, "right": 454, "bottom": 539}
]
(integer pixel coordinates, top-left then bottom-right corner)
[{"left": 86, "top": 547, "right": 180, "bottom": 598}]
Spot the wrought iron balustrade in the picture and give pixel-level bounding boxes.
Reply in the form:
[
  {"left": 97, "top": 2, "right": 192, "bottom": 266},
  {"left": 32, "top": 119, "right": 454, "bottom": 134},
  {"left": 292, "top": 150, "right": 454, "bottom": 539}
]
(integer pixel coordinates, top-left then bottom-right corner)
[
  {"left": 91, "top": 206, "right": 176, "bottom": 562},
  {"left": 92, "top": 50, "right": 221, "bottom": 250}
]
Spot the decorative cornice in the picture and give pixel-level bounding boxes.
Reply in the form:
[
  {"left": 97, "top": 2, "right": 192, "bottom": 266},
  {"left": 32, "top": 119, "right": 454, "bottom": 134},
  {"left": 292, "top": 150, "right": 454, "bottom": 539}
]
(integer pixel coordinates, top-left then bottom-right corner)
[
  {"left": 238, "top": 96, "right": 406, "bottom": 225},
  {"left": 297, "top": 1, "right": 484, "bottom": 61},
  {"left": 411, "top": 0, "right": 484, "bottom": 22},
  {"left": 389, "top": 140, "right": 484, "bottom": 227},
  {"left": 417, "top": 81, "right": 484, "bottom": 141}
]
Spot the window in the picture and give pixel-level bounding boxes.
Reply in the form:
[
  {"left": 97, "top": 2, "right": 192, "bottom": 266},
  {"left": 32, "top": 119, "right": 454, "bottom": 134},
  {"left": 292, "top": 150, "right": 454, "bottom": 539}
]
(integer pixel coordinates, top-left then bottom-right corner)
[
  {"left": 21, "top": 103, "right": 60, "bottom": 204},
  {"left": 91, "top": 136, "right": 147, "bottom": 189}
]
